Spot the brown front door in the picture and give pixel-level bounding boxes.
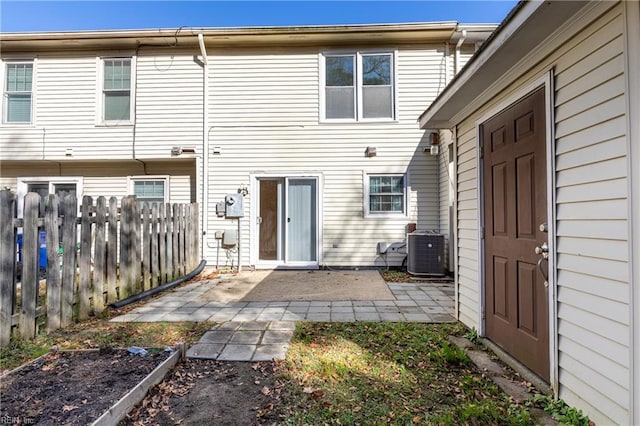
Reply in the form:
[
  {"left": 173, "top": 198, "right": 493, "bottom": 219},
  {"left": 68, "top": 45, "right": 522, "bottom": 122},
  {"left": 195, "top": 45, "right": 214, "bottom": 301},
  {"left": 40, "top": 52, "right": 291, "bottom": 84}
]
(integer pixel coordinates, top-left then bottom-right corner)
[{"left": 481, "top": 87, "right": 549, "bottom": 380}]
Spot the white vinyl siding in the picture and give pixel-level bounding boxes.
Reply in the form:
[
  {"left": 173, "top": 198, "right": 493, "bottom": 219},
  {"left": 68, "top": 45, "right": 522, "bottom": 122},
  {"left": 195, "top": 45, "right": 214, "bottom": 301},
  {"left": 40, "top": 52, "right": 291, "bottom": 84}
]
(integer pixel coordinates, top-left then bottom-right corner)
[
  {"left": 207, "top": 46, "right": 443, "bottom": 267},
  {"left": 454, "top": 121, "right": 480, "bottom": 327},
  {"left": 4, "top": 162, "right": 192, "bottom": 205},
  {"left": 134, "top": 52, "right": 203, "bottom": 158},
  {"left": 451, "top": 3, "right": 630, "bottom": 424},
  {"left": 553, "top": 6, "right": 628, "bottom": 424},
  {"left": 0, "top": 52, "right": 201, "bottom": 161},
  {"left": 3, "top": 61, "right": 33, "bottom": 124}
]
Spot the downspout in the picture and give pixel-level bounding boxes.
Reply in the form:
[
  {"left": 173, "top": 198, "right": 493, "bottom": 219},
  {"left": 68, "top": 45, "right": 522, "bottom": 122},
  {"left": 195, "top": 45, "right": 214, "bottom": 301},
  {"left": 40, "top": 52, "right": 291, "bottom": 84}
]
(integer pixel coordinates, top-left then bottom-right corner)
[
  {"left": 198, "top": 33, "right": 209, "bottom": 260},
  {"left": 444, "top": 43, "right": 450, "bottom": 86},
  {"left": 454, "top": 29, "right": 467, "bottom": 74}
]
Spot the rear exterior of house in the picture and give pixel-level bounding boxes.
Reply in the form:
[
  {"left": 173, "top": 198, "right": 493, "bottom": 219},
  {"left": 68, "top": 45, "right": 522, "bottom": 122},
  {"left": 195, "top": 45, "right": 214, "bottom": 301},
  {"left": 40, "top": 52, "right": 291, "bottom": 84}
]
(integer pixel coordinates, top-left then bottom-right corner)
[
  {"left": 0, "top": 45, "right": 200, "bottom": 212},
  {"left": 0, "top": 23, "right": 491, "bottom": 270},
  {"left": 420, "top": 1, "right": 639, "bottom": 424}
]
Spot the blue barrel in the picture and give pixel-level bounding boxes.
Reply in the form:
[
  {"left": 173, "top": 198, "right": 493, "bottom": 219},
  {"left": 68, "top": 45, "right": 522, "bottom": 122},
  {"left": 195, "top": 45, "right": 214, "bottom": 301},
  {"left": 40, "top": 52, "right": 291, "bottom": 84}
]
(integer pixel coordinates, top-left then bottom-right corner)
[
  {"left": 17, "top": 233, "right": 23, "bottom": 262},
  {"left": 39, "top": 230, "right": 47, "bottom": 269}
]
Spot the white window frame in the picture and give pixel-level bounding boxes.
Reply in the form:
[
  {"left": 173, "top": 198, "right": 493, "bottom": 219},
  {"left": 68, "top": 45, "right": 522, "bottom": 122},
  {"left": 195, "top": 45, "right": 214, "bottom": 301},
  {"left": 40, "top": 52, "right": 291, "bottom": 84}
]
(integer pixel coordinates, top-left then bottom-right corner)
[
  {"left": 97, "top": 56, "right": 136, "bottom": 126},
  {"left": 128, "top": 176, "right": 169, "bottom": 206},
  {"left": 364, "top": 173, "right": 408, "bottom": 218},
  {"left": 16, "top": 177, "right": 83, "bottom": 217},
  {"left": 2, "top": 58, "right": 36, "bottom": 126},
  {"left": 320, "top": 50, "right": 397, "bottom": 123}
]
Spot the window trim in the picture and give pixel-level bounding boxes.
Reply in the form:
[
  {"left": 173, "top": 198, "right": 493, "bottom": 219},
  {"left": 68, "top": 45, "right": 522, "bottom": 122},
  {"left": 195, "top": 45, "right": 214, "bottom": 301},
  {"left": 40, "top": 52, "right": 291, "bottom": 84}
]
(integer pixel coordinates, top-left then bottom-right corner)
[
  {"left": 320, "top": 50, "right": 397, "bottom": 123},
  {"left": 96, "top": 56, "right": 136, "bottom": 126},
  {"left": 2, "top": 58, "right": 36, "bottom": 126},
  {"left": 128, "top": 176, "right": 169, "bottom": 206},
  {"left": 364, "top": 172, "right": 408, "bottom": 218},
  {"left": 16, "top": 176, "right": 83, "bottom": 217}
]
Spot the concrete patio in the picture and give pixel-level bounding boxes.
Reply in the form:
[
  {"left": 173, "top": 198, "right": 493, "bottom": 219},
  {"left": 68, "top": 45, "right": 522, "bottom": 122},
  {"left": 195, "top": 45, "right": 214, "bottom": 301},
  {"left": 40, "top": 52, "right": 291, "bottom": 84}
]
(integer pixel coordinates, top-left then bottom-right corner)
[{"left": 110, "top": 270, "right": 455, "bottom": 361}]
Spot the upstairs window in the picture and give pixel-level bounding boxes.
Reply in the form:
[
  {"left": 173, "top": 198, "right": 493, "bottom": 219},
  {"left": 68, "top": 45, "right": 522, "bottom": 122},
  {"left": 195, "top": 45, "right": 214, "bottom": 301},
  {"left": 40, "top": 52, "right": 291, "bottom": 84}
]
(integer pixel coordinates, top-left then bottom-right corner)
[
  {"left": 3, "top": 61, "right": 33, "bottom": 124},
  {"left": 101, "top": 58, "right": 133, "bottom": 123},
  {"left": 322, "top": 51, "right": 395, "bottom": 121}
]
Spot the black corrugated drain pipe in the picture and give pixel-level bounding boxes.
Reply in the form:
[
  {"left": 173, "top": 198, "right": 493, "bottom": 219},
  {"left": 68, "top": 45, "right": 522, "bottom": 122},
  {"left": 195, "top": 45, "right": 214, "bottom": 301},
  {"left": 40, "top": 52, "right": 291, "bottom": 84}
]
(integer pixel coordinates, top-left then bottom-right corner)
[{"left": 109, "top": 260, "right": 207, "bottom": 309}]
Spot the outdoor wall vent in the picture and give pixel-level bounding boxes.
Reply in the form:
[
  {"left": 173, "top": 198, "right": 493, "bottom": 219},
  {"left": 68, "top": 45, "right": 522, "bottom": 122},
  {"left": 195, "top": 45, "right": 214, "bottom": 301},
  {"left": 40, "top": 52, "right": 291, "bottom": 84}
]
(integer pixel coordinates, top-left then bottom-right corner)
[{"left": 171, "top": 146, "right": 196, "bottom": 156}]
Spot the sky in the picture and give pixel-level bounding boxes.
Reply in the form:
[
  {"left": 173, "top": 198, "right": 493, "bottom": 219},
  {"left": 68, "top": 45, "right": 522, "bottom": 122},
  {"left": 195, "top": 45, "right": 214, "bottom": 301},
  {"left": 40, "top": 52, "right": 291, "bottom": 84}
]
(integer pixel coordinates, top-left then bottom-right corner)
[{"left": 1, "top": 1, "right": 518, "bottom": 33}]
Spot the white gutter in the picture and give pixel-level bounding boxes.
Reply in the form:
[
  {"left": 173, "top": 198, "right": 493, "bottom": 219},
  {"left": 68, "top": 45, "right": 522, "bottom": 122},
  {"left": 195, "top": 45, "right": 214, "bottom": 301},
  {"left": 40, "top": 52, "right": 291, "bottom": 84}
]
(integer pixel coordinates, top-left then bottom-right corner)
[
  {"left": 198, "top": 33, "right": 210, "bottom": 260},
  {"left": 454, "top": 29, "right": 467, "bottom": 74}
]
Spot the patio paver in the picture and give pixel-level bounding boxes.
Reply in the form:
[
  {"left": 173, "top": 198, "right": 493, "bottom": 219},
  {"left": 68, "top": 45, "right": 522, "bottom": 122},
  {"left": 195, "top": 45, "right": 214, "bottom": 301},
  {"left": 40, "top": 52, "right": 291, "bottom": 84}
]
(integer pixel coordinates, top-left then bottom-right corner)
[{"left": 110, "top": 275, "right": 455, "bottom": 361}]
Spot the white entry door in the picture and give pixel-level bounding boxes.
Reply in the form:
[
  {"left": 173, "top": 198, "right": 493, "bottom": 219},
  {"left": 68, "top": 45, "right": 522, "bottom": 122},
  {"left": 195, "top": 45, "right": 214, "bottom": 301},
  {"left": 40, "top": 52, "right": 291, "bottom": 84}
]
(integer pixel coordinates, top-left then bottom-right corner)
[{"left": 256, "top": 176, "right": 318, "bottom": 268}]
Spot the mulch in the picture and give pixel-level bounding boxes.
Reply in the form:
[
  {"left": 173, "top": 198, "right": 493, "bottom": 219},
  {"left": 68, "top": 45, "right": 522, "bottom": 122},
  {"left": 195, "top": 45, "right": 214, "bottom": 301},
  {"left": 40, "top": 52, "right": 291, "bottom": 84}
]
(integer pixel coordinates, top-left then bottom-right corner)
[{"left": 0, "top": 348, "right": 170, "bottom": 425}]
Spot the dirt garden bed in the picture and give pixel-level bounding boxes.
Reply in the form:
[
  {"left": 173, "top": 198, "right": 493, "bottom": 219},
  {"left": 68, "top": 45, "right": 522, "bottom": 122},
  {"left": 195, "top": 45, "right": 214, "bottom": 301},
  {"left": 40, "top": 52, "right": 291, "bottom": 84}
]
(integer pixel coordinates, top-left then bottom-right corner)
[{"left": 0, "top": 348, "right": 172, "bottom": 425}]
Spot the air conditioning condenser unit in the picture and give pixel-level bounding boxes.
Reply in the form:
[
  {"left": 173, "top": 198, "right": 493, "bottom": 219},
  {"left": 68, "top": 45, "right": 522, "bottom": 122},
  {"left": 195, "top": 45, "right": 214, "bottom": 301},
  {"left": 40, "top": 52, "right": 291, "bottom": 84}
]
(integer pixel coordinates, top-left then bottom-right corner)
[{"left": 407, "top": 231, "right": 445, "bottom": 276}]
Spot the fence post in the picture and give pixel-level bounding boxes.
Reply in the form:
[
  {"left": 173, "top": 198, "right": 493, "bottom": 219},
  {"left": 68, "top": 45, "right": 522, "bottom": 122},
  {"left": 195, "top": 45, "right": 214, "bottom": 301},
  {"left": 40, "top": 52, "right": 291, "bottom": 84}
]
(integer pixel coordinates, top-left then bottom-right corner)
[
  {"left": 60, "top": 194, "right": 77, "bottom": 327},
  {"left": 192, "top": 203, "right": 199, "bottom": 269},
  {"left": 166, "top": 203, "right": 173, "bottom": 281},
  {"left": 0, "top": 190, "right": 16, "bottom": 346},
  {"left": 93, "top": 197, "right": 106, "bottom": 315},
  {"left": 172, "top": 204, "right": 179, "bottom": 277},
  {"left": 184, "top": 204, "right": 192, "bottom": 271},
  {"left": 107, "top": 197, "right": 118, "bottom": 301},
  {"left": 21, "top": 193, "right": 40, "bottom": 339},
  {"left": 78, "top": 196, "right": 92, "bottom": 320},
  {"left": 142, "top": 202, "right": 151, "bottom": 291},
  {"left": 151, "top": 203, "right": 159, "bottom": 288},
  {"left": 45, "top": 194, "right": 61, "bottom": 332},
  {"left": 178, "top": 204, "right": 185, "bottom": 276},
  {"left": 120, "top": 196, "right": 133, "bottom": 299},
  {"left": 158, "top": 204, "right": 167, "bottom": 284},
  {"left": 132, "top": 199, "right": 141, "bottom": 293}
]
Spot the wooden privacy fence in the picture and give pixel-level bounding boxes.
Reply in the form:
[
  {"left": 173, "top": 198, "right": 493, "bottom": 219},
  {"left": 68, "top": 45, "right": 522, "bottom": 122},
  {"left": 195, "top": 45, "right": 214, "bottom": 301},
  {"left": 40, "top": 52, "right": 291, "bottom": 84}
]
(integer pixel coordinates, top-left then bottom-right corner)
[{"left": 0, "top": 189, "right": 200, "bottom": 346}]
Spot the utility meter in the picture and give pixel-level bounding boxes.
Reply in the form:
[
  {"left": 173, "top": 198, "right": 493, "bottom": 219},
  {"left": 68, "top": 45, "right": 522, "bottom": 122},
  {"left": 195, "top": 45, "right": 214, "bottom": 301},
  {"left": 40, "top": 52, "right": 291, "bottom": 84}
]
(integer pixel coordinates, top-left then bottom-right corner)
[{"left": 225, "top": 193, "right": 244, "bottom": 218}]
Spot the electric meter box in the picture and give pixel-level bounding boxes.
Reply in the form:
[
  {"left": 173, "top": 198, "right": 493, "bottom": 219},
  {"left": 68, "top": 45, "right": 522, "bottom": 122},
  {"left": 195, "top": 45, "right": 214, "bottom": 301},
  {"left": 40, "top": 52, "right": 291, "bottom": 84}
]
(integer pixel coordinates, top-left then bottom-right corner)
[{"left": 225, "top": 193, "right": 244, "bottom": 218}]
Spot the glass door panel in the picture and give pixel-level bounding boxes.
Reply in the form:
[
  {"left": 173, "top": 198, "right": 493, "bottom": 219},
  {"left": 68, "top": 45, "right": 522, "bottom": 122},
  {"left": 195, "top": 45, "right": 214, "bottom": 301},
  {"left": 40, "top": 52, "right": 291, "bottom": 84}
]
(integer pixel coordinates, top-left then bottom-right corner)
[
  {"left": 286, "top": 179, "right": 317, "bottom": 262},
  {"left": 258, "top": 179, "right": 282, "bottom": 261}
]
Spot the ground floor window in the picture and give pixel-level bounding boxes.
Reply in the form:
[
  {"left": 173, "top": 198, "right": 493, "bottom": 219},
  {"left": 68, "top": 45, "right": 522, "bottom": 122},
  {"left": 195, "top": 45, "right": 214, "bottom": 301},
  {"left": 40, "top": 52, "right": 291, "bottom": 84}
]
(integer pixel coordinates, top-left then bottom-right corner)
[
  {"left": 365, "top": 174, "right": 406, "bottom": 217},
  {"left": 130, "top": 177, "right": 168, "bottom": 207},
  {"left": 17, "top": 177, "right": 82, "bottom": 216}
]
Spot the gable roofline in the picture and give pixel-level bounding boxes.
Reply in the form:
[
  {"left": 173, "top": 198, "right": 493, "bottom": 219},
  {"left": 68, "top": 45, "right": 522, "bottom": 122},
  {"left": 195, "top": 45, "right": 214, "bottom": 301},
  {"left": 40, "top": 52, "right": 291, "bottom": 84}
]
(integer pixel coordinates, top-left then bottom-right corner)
[
  {"left": 418, "top": 0, "right": 589, "bottom": 129},
  {"left": 0, "top": 22, "right": 475, "bottom": 52}
]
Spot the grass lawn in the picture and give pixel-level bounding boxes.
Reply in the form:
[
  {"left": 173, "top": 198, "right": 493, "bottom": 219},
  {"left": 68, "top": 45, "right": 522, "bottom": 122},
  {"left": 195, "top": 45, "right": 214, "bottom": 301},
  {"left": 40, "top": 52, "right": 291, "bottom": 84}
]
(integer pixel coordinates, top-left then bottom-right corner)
[
  {"left": 277, "top": 322, "right": 533, "bottom": 425},
  {"left": 2, "top": 319, "right": 541, "bottom": 425}
]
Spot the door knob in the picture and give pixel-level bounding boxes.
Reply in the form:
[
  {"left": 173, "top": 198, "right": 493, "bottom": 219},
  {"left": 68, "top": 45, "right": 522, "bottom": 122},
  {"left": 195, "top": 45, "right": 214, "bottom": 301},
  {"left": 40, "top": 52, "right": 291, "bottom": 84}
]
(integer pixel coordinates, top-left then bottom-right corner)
[{"left": 535, "top": 242, "right": 549, "bottom": 259}]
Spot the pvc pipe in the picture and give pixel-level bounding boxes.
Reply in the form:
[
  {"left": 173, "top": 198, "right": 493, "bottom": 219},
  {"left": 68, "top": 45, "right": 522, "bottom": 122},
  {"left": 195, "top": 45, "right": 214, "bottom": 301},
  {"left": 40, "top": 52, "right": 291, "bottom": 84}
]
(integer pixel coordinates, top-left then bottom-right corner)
[{"left": 109, "top": 259, "right": 206, "bottom": 309}]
